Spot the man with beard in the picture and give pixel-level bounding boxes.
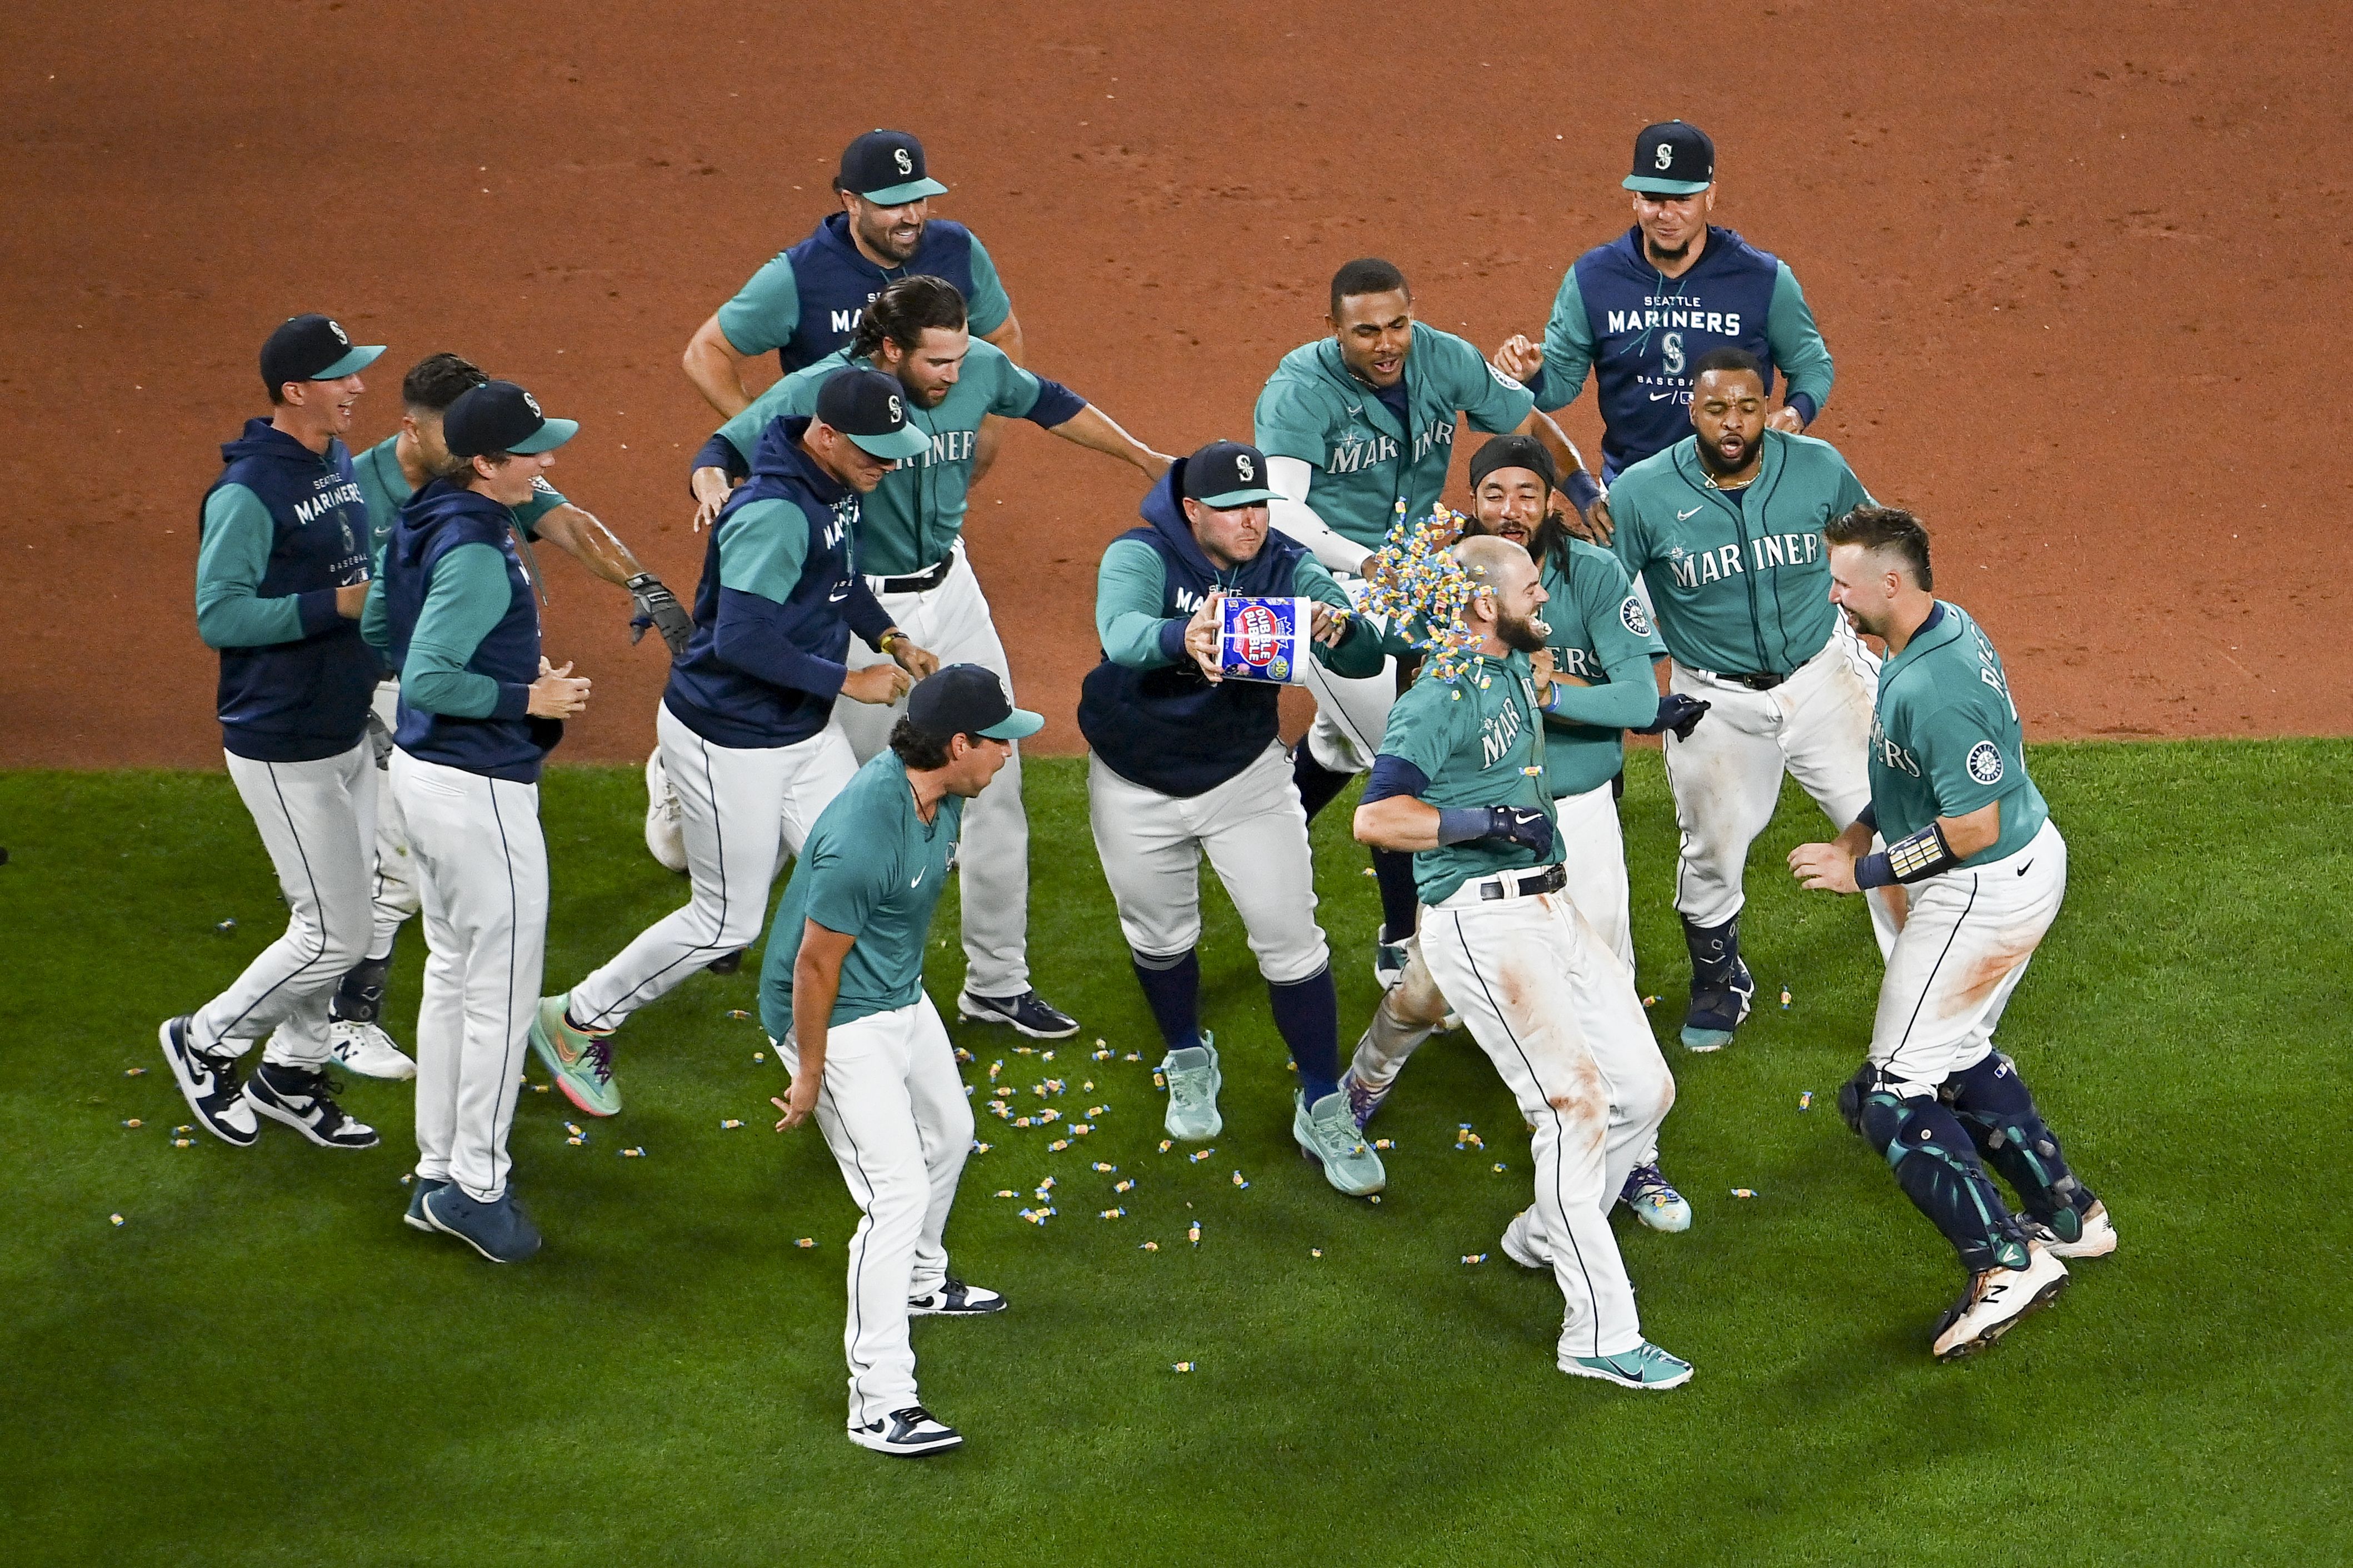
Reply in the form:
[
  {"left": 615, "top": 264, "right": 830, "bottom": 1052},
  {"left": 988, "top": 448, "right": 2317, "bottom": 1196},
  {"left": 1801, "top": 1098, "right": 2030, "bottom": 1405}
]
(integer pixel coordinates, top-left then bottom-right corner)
[
  {"left": 677, "top": 275, "right": 1171, "bottom": 1036},
  {"left": 1607, "top": 348, "right": 1895, "bottom": 1051},
  {"left": 1340, "top": 435, "right": 1706, "bottom": 1232},
  {"left": 1355, "top": 534, "right": 1687, "bottom": 1389}
]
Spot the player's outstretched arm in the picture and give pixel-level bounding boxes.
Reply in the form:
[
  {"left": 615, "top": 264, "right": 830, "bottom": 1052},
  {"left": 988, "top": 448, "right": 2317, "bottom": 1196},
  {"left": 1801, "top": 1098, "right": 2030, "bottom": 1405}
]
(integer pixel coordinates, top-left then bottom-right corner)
[
  {"left": 1047, "top": 403, "right": 1174, "bottom": 480},
  {"left": 1263, "top": 456, "right": 1371, "bottom": 575},
  {"left": 966, "top": 312, "right": 1029, "bottom": 486},
  {"left": 532, "top": 503, "right": 692, "bottom": 656}
]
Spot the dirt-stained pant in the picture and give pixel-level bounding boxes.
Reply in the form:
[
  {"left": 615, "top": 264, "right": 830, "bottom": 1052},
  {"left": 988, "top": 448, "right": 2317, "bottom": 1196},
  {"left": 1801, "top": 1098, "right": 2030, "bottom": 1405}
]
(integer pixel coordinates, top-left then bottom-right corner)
[
  {"left": 1662, "top": 627, "right": 1900, "bottom": 956},
  {"left": 1420, "top": 881, "right": 1674, "bottom": 1365},
  {"left": 1874, "top": 820, "right": 2068, "bottom": 1096},
  {"left": 833, "top": 545, "right": 1034, "bottom": 999}
]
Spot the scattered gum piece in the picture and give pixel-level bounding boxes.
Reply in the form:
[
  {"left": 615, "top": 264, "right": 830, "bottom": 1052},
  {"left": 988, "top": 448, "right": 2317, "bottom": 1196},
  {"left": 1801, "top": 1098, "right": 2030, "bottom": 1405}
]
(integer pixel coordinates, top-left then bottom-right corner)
[
  {"left": 1731, "top": 1188, "right": 1757, "bottom": 1198},
  {"left": 796, "top": 1238, "right": 815, "bottom": 1248},
  {"left": 1462, "top": 1253, "right": 1487, "bottom": 1264}
]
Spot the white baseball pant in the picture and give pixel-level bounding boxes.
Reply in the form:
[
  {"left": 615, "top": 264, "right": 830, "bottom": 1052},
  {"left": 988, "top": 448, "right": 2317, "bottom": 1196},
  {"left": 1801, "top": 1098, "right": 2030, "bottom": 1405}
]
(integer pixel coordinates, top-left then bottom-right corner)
[
  {"left": 833, "top": 544, "right": 1033, "bottom": 998},
  {"left": 782, "top": 995, "right": 975, "bottom": 1427},
  {"left": 567, "top": 699, "right": 857, "bottom": 1031},
  {"left": 1421, "top": 880, "right": 1674, "bottom": 1365},
  {"left": 1874, "top": 820, "right": 2067, "bottom": 1097},
  {"left": 1086, "top": 742, "right": 1331, "bottom": 982},
  {"left": 1662, "top": 626, "right": 1899, "bottom": 955},
  {"left": 391, "top": 748, "right": 546, "bottom": 1203},
  {"left": 1298, "top": 574, "right": 1396, "bottom": 776},
  {"left": 192, "top": 738, "right": 377, "bottom": 1068},
  {"left": 364, "top": 677, "right": 419, "bottom": 960}
]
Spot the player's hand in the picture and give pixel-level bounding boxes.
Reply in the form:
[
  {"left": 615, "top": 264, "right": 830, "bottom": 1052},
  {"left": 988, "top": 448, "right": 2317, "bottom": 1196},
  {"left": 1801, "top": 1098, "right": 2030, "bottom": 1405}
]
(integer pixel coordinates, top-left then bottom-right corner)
[
  {"left": 626, "top": 573, "right": 692, "bottom": 657},
  {"left": 1183, "top": 591, "right": 1226, "bottom": 683},
  {"left": 1492, "top": 334, "right": 1544, "bottom": 383},
  {"left": 691, "top": 467, "right": 738, "bottom": 532},
  {"left": 770, "top": 1076, "right": 818, "bottom": 1131},
  {"left": 1788, "top": 840, "right": 1859, "bottom": 895},
  {"left": 1486, "top": 806, "right": 1555, "bottom": 858},
  {"left": 1634, "top": 693, "right": 1708, "bottom": 739},
  {"left": 1768, "top": 405, "right": 1806, "bottom": 434},
  {"left": 842, "top": 662, "right": 913, "bottom": 705},
  {"left": 528, "top": 658, "right": 592, "bottom": 718},
  {"left": 887, "top": 635, "right": 940, "bottom": 681},
  {"left": 335, "top": 581, "right": 372, "bottom": 619},
  {"left": 1139, "top": 449, "right": 1177, "bottom": 479},
  {"left": 1530, "top": 648, "right": 1557, "bottom": 706},
  {"left": 1308, "top": 602, "right": 1351, "bottom": 648},
  {"left": 1566, "top": 494, "right": 1615, "bottom": 547}
]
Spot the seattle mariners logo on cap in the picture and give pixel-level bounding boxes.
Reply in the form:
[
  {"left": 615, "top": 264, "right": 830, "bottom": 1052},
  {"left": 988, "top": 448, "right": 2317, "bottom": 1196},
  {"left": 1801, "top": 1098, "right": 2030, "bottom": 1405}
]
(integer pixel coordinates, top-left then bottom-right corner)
[
  {"left": 327, "top": 319, "right": 350, "bottom": 345},
  {"left": 524, "top": 390, "right": 543, "bottom": 417},
  {"left": 1625, "top": 121, "right": 1715, "bottom": 196},
  {"left": 1966, "top": 740, "right": 2005, "bottom": 785}
]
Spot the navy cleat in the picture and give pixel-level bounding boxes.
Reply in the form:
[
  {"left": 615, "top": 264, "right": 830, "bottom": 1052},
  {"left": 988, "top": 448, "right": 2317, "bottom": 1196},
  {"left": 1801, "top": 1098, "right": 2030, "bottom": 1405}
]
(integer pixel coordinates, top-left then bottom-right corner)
[
  {"left": 908, "top": 1277, "right": 1007, "bottom": 1316},
  {"left": 158, "top": 1016, "right": 258, "bottom": 1147},
  {"left": 957, "top": 989, "right": 1079, "bottom": 1040},
  {"left": 849, "top": 1405, "right": 962, "bottom": 1456},
  {"left": 422, "top": 1186, "right": 543, "bottom": 1263},
  {"left": 243, "top": 1061, "right": 379, "bottom": 1149},
  {"left": 1680, "top": 915, "right": 1755, "bottom": 1051},
  {"left": 404, "top": 1176, "right": 451, "bottom": 1233}
]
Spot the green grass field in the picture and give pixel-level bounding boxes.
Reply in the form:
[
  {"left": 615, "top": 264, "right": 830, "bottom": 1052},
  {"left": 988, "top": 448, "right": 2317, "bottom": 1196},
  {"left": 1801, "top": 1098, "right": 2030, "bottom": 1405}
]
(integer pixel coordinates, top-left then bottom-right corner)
[{"left": 4, "top": 743, "right": 2347, "bottom": 1566}]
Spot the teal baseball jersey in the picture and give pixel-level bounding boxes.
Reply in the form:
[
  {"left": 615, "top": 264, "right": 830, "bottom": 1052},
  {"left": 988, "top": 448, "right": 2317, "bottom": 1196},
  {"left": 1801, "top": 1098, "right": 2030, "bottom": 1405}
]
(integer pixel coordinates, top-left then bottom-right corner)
[
  {"left": 1869, "top": 601, "right": 2049, "bottom": 868},
  {"left": 723, "top": 342, "right": 1067, "bottom": 578},
  {"left": 1608, "top": 430, "right": 1871, "bottom": 677},
  {"left": 1377, "top": 651, "right": 1560, "bottom": 905},
  {"left": 760, "top": 750, "right": 966, "bottom": 1034},
  {"left": 353, "top": 434, "right": 565, "bottom": 567},
  {"left": 1253, "top": 324, "right": 1535, "bottom": 551},
  {"left": 1538, "top": 539, "right": 1666, "bottom": 799}
]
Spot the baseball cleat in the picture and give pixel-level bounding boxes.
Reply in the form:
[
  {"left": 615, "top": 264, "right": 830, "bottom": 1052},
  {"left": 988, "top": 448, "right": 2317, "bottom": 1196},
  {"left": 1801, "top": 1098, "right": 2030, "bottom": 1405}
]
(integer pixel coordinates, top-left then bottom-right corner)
[
  {"left": 643, "top": 746, "right": 687, "bottom": 874},
  {"left": 1680, "top": 957, "right": 1755, "bottom": 1051},
  {"left": 705, "top": 950, "right": 745, "bottom": 975},
  {"left": 2030, "top": 1199, "right": 2117, "bottom": 1260},
  {"left": 908, "top": 1277, "right": 1008, "bottom": 1316},
  {"left": 243, "top": 1061, "right": 380, "bottom": 1149},
  {"left": 422, "top": 1185, "right": 543, "bottom": 1264},
  {"left": 1338, "top": 1065, "right": 1393, "bottom": 1131},
  {"left": 1159, "top": 1036, "right": 1223, "bottom": 1140},
  {"left": 1620, "top": 1162, "right": 1693, "bottom": 1233},
  {"left": 1563, "top": 1342, "right": 1695, "bottom": 1390},
  {"left": 1501, "top": 1206, "right": 1551, "bottom": 1270},
  {"left": 1373, "top": 928, "right": 1408, "bottom": 991},
  {"left": 1930, "top": 1244, "right": 2069, "bottom": 1361},
  {"left": 404, "top": 1176, "right": 450, "bottom": 1233},
  {"left": 849, "top": 1405, "right": 962, "bottom": 1457},
  {"left": 158, "top": 1016, "right": 258, "bottom": 1147},
  {"left": 1294, "top": 1089, "right": 1387, "bottom": 1196},
  {"left": 530, "top": 994, "right": 621, "bottom": 1118},
  {"left": 329, "top": 1018, "right": 416, "bottom": 1081},
  {"left": 956, "top": 989, "right": 1079, "bottom": 1040}
]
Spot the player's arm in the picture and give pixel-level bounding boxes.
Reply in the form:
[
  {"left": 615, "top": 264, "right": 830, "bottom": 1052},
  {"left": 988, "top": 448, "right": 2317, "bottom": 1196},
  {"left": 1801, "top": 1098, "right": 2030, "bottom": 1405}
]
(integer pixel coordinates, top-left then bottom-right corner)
[
  {"left": 685, "top": 254, "right": 800, "bottom": 417},
  {"left": 775, "top": 919, "right": 856, "bottom": 1129},
  {"left": 1044, "top": 403, "right": 1172, "bottom": 480},
  {"left": 1764, "top": 262, "right": 1833, "bottom": 433},
  {"left": 194, "top": 485, "right": 364, "bottom": 647},
  {"left": 1094, "top": 538, "right": 1189, "bottom": 669},
  {"left": 1539, "top": 648, "right": 1660, "bottom": 729},
  {"left": 1255, "top": 378, "right": 1372, "bottom": 574},
  {"left": 1521, "top": 408, "right": 1610, "bottom": 538},
  {"left": 964, "top": 237, "right": 1022, "bottom": 484},
  {"left": 1792, "top": 800, "right": 1997, "bottom": 894},
  {"left": 1293, "top": 557, "right": 1384, "bottom": 678},
  {"left": 709, "top": 500, "right": 907, "bottom": 703},
  {"left": 1494, "top": 269, "right": 1596, "bottom": 413},
  {"left": 401, "top": 543, "right": 588, "bottom": 719},
  {"left": 683, "top": 314, "right": 760, "bottom": 419},
  {"left": 528, "top": 499, "right": 693, "bottom": 657},
  {"left": 1352, "top": 754, "right": 1554, "bottom": 855},
  {"left": 691, "top": 390, "right": 796, "bottom": 529}
]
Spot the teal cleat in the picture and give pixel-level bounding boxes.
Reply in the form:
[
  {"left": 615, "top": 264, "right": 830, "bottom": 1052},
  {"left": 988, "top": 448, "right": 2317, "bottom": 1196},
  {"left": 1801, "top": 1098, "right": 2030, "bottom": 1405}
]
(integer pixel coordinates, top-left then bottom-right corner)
[
  {"left": 1620, "top": 1162, "right": 1693, "bottom": 1233},
  {"left": 530, "top": 994, "right": 621, "bottom": 1118},
  {"left": 1294, "top": 1089, "right": 1387, "bottom": 1196},
  {"left": 1563, "top": 1342, "right": 1695, "bottom": 1390},
  {"left": 1158, "top": 1035, "right": 1222, "bottom": 1140}
]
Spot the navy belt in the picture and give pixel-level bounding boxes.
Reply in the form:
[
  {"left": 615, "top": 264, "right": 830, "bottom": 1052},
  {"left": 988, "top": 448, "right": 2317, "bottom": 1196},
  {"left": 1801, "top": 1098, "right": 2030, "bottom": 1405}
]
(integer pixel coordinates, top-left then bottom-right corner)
[
  {"left": 1725, "top": 670, "right": 1790, "bottom": 691},
  {"left": 1476, "top": 863, "right": 1567, "bottom": 901}
]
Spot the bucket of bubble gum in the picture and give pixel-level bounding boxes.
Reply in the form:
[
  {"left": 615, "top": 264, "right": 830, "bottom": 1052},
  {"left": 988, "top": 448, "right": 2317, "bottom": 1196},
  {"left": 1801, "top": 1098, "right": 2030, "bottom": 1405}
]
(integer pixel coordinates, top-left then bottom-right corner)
[{"left": 1217, "top": 596, "right": 1310, "bottom": 684}]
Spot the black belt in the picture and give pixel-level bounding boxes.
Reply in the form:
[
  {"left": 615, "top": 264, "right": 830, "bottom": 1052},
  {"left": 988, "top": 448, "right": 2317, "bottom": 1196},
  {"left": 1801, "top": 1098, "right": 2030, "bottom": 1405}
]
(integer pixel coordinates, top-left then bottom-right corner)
[
  {"left": 1476, "top": 863, "right": 1567, "bottom": 901},
  {"left": 1723, "top": 670, "right": 1790, "bottom": 691},
  {"left": 874, "top": 555, "right": 954, "bottom": 594}
]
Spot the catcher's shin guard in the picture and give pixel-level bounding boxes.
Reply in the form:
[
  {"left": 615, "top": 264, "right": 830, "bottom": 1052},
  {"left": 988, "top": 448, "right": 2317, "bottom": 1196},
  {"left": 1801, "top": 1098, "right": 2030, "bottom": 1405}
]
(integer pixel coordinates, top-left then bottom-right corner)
[
  {"left": 1860, "top": 1088, "right": 2034, "bottom": 1274},
  {"left": 1942, "top": 1052, "right": 2097, "bottom": 1233}
]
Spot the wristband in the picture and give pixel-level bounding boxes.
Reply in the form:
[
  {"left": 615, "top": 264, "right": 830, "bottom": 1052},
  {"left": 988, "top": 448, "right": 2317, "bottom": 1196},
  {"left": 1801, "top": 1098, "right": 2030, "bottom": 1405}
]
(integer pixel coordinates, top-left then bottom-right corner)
[
  {"left": 1854, "top": 800, "right": 1877, "bottom": 833},
  {"left": 1435, "top": 807, "right": 1494, "bottom": 846},
  {"left": 1563, "top": 469, "right": 1603, "bottom": 516},
  {"left": 1854, "top": 823, "right": 1954, "bottom": 888},
  {"left": 1541, "top": 683, "right": 1562, "bottom": 715},
  {"left": 879, "top": 628, "right": 904, "bottom": 654}
]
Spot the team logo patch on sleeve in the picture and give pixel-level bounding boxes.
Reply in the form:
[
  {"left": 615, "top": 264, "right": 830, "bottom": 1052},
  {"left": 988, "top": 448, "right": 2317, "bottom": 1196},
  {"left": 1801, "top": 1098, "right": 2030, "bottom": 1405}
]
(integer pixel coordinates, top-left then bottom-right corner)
[
  {"left": 1966, "top": 740, "right": 2005, "bottom": 785},
  {"left": 1620, "top": 596, "right": 1653, "bottom": 638}
]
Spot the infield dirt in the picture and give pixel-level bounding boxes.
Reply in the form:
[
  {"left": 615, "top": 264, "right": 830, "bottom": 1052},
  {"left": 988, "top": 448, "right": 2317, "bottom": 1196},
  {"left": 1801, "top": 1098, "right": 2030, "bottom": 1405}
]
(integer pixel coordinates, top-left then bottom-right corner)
[{"left": 3, "top": 1, "right": 2342, "bottom": 765}]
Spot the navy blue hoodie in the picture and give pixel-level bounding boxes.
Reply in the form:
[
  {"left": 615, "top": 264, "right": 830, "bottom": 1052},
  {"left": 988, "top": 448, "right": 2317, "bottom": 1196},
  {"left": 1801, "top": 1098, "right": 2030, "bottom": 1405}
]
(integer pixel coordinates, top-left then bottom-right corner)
[{"left": 197, "top": 420, "right": 377, "bottom": 761}]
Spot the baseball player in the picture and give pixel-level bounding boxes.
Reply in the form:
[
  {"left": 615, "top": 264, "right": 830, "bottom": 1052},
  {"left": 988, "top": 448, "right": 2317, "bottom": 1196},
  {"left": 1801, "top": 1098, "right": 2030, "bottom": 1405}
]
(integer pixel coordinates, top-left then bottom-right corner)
[
  {"left": 680, "top": 275, "right": 1171, "bottom": 1035},
  {"left": 1353, "top": 534, "right": 1687, "bottom": 1389},
  {"left": 1256, "top": 257, "right": 1593, "bottom": 986},
  {"left": 1607, "top": 347, "right": 1897, "bottom": 1049},
  {"left": 1493, "top": 119, "right": 1836, "bottom": 525},
  {"left": 684, "top": 129, "right": 1020, "bottom": 430},
  {"left": 764, "top": 665, "right": 1035, "bottom": 1457},
  {"left": 1790, "top": 506, "right": 2114, "bottom": 1360},
  {"left": 1338, "top": 434, "right": 1707, "bottom": 1231},
  {"left": 161, "top": 313, "right": 385, "bottom": 1154},
  {"left": 326, "top": 352, "right": 691, "bottom": 1079},
  {"left": 1076, "top": 440, "right": 1390, "bottom": 1196},
  {"left": 367, "top": 379, "right": 590, "bottom": 1262},
  {"left": 531, "top": 369, "right": 938, "bottom": 1118}
]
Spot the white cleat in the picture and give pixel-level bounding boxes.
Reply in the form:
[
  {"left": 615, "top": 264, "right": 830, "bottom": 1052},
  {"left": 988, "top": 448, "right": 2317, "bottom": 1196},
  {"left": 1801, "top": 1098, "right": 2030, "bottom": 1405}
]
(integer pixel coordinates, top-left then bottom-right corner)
[
  {"left": 1501, "top": 1206, "right": 1551, "bottom": 1270},
  {"left": 329, "top": 1018, "right": 416, "bottom": 1081},
  {"left": 848, "top": 1405, "right": 962, "bottom": 1457},
  {"left": 1931, "top": 1243, "right": 2069, "bottom": 1361},
  {"left": 2031, "top": 1200, "right": 2117, "bottom": 1260},
  {"left": 644, "top": 747, "right": 687, "bottom": 874}
]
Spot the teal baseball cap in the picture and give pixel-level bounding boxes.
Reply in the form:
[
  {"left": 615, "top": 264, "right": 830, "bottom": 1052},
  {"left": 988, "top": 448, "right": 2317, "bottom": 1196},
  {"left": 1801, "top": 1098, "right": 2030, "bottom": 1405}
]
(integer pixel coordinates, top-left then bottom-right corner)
[
  {"left": 443, "top": 381, "right": 578, "bottom": 458},
  {"left": 1182, "top": 440, "right": 1282, "bottom": 508},
  {"left": 840, "top": 129, "right": 949, "bottom": 206},
  {"left": 260, "top": 313, "right": 384, "bottom": 392},
  {"left": 1624, "top": 121, "right": 1715, "bottom": 196},
  {"left": 816, "top": 367, "right": 930, "bottom": 461},
  {"left": 908, "top": 664, "right": 1044, "bottom": 742}
]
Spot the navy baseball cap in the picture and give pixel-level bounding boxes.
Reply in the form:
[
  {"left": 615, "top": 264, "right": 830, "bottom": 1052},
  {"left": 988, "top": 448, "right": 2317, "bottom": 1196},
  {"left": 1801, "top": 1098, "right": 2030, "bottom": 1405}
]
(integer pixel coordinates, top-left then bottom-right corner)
[
  {"left": 443, "top": 380, "right": 578, "bottom": 459},
  {"left": 1625, "top": 121, "right": 1715, "bottom": 195},
  {"left": 260, "top": 313, "right": 383, "bottom": 393},
  {"left": 1468, "top": 434, "right": 1559, "bottom": 494},
  {"left": 1181, "top": 440, "right": 1282, "bottom": 509},
  {"left": 815, "top": 367, "right": 930, "bottom": 460},
  {"left": 840, "top": 129, "right": 948, "bottom": 206},
  {"left": 907, "top": 663, "right": 1043, "bottom": 743}
]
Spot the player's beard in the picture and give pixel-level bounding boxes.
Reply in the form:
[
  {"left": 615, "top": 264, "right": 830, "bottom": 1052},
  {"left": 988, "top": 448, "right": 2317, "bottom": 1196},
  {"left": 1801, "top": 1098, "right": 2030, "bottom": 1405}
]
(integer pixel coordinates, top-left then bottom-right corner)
[
  {"left": 858, "top": 211, "right": 925, "bottom": 265},
  {"left": 1497, "top": 605, "right": 1550, "bottom": 653},
  {"left": 1697, "top": 430, "right": 1753, "bottom": 478}
]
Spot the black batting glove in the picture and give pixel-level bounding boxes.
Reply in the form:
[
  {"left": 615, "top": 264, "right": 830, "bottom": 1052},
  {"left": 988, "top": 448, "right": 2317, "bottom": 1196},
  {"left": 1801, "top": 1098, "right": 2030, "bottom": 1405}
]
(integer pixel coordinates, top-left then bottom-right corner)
[
  {"left": 1486, "top": 806, "right": 1555, "bottom": 858},
  {"left": 628, "top": 573, "right": 692, "bottom": 658},
  {"left": 1635, "top": 693, "right": 1711, "bottom": 740}
]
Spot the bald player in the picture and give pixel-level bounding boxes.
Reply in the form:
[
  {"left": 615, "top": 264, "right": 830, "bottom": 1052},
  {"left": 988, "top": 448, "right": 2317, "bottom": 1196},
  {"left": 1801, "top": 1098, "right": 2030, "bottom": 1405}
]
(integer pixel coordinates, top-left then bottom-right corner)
[{"left": 1257, "top": 257, "right": 1595, "bottom": 985}]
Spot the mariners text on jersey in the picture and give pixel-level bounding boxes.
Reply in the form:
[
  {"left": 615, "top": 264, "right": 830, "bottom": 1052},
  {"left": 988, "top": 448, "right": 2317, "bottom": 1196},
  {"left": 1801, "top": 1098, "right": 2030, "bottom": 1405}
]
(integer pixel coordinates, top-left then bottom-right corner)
[{"left": 1658, "top": 529, "right": 1824, "bottom": 589}]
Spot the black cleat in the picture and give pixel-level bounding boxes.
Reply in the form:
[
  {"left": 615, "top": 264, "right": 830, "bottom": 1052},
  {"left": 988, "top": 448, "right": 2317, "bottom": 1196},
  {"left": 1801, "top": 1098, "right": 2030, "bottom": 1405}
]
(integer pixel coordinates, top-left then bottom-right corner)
[{"left": 956, "top": 989, "right": 1078, "bottom": 1040}]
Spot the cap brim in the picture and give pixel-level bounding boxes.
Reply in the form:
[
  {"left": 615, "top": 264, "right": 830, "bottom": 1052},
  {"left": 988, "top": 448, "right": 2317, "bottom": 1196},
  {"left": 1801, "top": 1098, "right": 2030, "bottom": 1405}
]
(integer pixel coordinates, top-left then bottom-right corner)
[
  {"left": 1623, "top": 176, "right": 1712, "bottom": 195},
  {"left": 977, "top": 707, "right": 1045, "bottom": 742},
  {"left": 857, "top": 177, "right": 948, "bottom": 204},
  {"left": 508, "top": 417, "right": 578, "bottom": 454},
  {"left": 313, "top": 343, "right": 385, "bottom": 379},
  {"left": 1195, "top": 486, "right": 1282, "bottom": 508},
  {"left": 849, "top": 425, "right": 931, "bottom": 461}
]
